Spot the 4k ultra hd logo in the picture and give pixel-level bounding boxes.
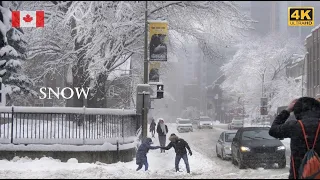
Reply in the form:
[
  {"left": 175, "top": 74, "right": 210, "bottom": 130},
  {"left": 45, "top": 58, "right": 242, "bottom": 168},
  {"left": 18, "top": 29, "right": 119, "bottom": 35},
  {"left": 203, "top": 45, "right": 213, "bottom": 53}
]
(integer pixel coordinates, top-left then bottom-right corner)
[{"left": 288, "top": 7, "right": 314, "bottom": 26}]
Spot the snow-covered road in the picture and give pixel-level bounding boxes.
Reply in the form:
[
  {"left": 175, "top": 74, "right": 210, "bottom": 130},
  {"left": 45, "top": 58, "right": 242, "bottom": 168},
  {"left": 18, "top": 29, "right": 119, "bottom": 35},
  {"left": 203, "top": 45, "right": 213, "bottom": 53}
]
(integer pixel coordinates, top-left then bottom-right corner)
[
  {"left": 179, "top": 123, "right": 290, "bottom": 179},
  {"left": 0, "top": 123, "right": 290, "bottom": 179}
]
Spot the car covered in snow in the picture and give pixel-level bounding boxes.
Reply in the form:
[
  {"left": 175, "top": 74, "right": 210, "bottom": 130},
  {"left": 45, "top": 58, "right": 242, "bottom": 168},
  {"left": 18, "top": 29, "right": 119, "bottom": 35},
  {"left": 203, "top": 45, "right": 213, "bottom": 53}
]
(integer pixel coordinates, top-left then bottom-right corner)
[
  {"left": 176, "top": 118, "right": 193, "bottom": 133},
  {"left": 216, "top": 130, "right": 237, "bottom": 160},
  {"left": 228, "top": 117, "right": 244, "bottom": 130},
  {"left": 231, "top": 127, "right": 286, "bottom": 169},
  {"left": 197, "top": 116, "right": 213, "bottom": 129}
]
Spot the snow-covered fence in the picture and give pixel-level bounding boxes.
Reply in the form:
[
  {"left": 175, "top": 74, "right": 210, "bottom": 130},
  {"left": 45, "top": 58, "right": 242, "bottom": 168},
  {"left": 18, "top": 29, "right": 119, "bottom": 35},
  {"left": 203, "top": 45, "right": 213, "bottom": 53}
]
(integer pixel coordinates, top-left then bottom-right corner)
[{"left": 0, "top": 106, "right": 141, "bottom": 145}]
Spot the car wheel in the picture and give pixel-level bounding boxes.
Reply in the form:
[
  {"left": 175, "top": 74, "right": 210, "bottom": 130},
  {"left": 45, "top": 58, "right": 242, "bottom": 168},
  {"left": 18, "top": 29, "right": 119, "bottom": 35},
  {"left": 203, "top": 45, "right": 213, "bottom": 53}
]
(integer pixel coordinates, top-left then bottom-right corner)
[
  {"left": 238, "top": 152, "right": 246, "bottom": 169},
  {"left": 216, "top": 146, "right": 220, "bottom": 158},
  {"left": 278, "top": 159, "right": 286, "bottom": 169},
  {"left": 231, "top": 154, "right": 236, "bottom": 165},
  {"left": 238, "top": 155, "right": 246, "bottom": 169},
  {"left": 221, "top": 150, "right": 225, "bottom": 160}
]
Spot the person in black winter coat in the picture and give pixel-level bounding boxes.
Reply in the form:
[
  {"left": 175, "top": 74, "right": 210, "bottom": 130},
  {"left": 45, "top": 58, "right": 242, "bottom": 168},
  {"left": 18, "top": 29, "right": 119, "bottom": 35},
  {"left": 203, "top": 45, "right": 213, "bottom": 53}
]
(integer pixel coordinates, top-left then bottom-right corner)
[
  {"left": 150, "top": 118, "right": 156, "bottom": 138},
  {"left": 161, "top": 133, "right": 192, "bottom": 173},
  {"left": 136, "top": 137, "right": 161, "bottom": 171},
  {"left": 269, "top": 97, "right": 320, "bottom": 179},
  {"left": 156, "top": 119, "right": 168, "bottom": 153}
]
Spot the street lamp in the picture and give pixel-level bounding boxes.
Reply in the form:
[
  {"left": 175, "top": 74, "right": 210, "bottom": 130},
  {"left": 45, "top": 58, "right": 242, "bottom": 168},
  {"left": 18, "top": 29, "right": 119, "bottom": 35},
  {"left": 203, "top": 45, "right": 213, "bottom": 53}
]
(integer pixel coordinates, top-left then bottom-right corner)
[{"left": 141, "top": 1, "right": 149, "bottom": 138}]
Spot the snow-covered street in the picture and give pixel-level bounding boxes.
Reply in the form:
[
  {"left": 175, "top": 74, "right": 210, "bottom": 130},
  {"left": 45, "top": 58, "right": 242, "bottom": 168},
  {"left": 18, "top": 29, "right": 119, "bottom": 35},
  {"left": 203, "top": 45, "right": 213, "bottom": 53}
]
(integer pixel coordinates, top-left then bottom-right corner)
[{"left": 0, "top": 123, "right": 290, "bottom": 179}]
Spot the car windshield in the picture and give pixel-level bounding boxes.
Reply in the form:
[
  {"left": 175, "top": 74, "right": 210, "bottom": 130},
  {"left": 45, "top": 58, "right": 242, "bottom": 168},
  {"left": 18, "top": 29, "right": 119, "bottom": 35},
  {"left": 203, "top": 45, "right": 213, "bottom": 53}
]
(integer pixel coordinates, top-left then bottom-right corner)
[
  {"left": 200, "top": 118, "right": 211, "bottom": 122},
  {"left": 225, "top": 133, "right": 236, "bottom": 142},
  {"left": 241, "top": 129, "right": 276, "bottom": 140},
  {"left": 178, "top": 120, "right": 191, "bottom": 124},
  {"left": 232, "top": 120, "right": 243, "bottom": 124}
]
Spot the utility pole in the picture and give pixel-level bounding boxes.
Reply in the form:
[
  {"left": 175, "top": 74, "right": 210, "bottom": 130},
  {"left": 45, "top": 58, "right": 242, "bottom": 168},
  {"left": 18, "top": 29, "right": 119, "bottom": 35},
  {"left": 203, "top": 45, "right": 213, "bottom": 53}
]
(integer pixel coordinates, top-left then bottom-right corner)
[
  {"left": 261, "top": 73, "right": 265, "bottom": 97},
  {"left": 142, "top": 1, "right": 149, "bottom": 138},
  {"left": 301, "top": 55, "right": 306, "bottom": 96}
]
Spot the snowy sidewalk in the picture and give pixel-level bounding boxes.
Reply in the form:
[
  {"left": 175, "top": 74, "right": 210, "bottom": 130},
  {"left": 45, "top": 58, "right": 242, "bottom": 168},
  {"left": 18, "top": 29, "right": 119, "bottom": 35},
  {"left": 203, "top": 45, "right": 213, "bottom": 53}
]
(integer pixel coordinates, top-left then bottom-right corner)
[
  {"left": 0, "top": 129, "right": 217, "bottom": 179},
  {"left": 0, "top": 123, "right": 290, "bottom": 179}
]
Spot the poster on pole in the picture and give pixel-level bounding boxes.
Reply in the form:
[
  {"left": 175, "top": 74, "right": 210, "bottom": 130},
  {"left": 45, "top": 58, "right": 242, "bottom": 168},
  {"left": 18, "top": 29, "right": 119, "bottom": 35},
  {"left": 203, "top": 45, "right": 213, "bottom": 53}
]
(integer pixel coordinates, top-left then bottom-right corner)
[
  {"left": 149, "top": 62, "right": 160, "bottom": 82},
  {"left": 149, "top": 20, "right": 168, "bottom": 61}
]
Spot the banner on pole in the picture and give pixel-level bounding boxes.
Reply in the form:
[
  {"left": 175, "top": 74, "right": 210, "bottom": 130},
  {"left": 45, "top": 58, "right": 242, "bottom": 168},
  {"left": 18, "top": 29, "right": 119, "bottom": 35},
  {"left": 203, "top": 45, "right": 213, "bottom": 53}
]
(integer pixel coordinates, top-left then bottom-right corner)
[
  {"left": 149, "top": 62, "right": 160, "bottom": 82},
  {"left": 149, "top": 20, "right": 168, "bottom": 61}
]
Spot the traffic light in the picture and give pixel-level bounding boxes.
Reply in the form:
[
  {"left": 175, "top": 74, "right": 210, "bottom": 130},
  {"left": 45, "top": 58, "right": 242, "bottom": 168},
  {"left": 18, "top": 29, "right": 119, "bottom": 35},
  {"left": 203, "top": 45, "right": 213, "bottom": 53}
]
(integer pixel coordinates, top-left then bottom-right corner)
[
  {"left": 260, "top": 107, "right": 268, "bottom": 115},
  {"left": 156, "top": 84, "right": 164, "bottom": 99}
]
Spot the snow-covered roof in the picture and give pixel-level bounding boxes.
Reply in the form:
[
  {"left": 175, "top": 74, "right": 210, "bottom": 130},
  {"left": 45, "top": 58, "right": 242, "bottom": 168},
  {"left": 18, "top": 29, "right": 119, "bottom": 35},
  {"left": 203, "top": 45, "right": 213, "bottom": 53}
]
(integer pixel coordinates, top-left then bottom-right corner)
[
  {"left": 291, "top": 56, "right": 305, "bottom": 64},
  {"left": 212, "top": 74, "right": 225, "bottom": 86},
  {"left": 294, "top": 76, "right": 302, "bottom": 81},
  {"left": 311, "top": 24, "right": 320, "bottom": 32},
  {"left": 305, "top": 34, "right": 312, "bottom": 41}
]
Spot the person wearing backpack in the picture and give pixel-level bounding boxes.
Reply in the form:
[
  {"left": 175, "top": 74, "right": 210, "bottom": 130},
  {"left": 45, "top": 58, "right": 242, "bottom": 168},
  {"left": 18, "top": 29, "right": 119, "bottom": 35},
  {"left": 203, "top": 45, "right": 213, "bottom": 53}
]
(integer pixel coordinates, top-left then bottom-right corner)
[{"left": 269, "top": 97, "right": 320, "bottom": 179}]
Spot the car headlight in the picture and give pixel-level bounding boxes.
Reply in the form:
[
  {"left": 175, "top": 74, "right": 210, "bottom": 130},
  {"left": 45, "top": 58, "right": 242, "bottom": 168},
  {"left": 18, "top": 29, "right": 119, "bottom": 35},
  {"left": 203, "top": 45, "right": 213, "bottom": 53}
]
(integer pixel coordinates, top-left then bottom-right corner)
[
  {"left": 277, "top": 145, "right": 286, "bottom": 151},
  {"left": 240, "top": 146, "right": 250, "bottom": 152},
  {"left": 224, "top": 146, "right": 231, "bottom": 150}
]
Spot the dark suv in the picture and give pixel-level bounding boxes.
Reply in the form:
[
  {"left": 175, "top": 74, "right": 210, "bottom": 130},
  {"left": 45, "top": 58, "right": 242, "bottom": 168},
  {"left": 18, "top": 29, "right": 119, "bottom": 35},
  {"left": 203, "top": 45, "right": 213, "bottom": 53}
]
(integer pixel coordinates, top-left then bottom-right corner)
[{"left": 231, "top": 127, "right": 286, "bottom": 169}]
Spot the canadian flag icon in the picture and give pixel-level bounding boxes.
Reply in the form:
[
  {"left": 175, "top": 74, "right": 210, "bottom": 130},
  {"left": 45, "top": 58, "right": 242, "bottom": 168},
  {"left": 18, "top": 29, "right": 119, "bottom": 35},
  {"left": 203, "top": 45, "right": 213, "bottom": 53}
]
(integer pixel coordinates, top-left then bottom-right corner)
[{"left": 12, "top": 11, "right": 44, "bottom": 28}]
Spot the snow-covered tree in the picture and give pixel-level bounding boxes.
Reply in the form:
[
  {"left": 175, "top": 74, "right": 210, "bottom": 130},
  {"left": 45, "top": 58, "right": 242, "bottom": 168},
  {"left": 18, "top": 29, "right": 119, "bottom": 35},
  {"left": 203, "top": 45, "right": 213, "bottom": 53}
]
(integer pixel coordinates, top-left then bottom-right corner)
[
  {"left": 24, "top": 1, "right": 253, "bottom": 108},
  {"left": 0, "top": 2, "right": 36, "bottom": 105},
  {"left": 220, "top": 32, "right": 305, "bottom": 116}
]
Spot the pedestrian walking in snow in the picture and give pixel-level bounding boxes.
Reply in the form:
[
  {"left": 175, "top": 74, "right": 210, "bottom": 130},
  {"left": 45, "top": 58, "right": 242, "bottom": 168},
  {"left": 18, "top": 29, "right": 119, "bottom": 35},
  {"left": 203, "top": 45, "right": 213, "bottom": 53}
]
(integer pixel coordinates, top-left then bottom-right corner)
[
  {"left": 150, "top": 118, "right": 156, "bottom": 138},
  {"left": 156, "top": 118, "right": 168, "bottom": 153},
  {"left": 136, "top": 137, "right": 161, "bottom": 171},
  {"left": 269, "top": 97, "right": 320, "bottom": 179},
  {"left": 161, "top": 133, "right": 192, "bottom": 173}
]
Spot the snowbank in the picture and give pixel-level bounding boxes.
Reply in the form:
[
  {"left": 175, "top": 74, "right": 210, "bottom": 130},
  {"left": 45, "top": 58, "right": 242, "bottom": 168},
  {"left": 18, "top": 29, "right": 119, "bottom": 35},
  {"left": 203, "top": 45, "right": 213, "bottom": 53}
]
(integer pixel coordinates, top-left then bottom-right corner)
[
  {"left": 0, "top": 140, "right": 137, "bottom": 151},
  {"left": 0, "top": 123, "right": 289, "bottom": 179},
  {"left": 0, "top": 136, "right": 218, "bottom": 179}
]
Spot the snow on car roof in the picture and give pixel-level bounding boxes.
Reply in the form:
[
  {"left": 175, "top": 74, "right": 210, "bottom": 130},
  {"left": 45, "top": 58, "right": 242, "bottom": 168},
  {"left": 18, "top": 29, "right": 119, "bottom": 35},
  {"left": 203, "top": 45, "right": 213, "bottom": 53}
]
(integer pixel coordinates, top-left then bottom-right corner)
[
  {"left": 177, "top": 118, "right": 191, "bottom": 120},
  {"left": 200, "top": 116, "right": 210, "bottom": 118},
  {"left": 224, "top": 130, "right": 237, "bottom": 133}
]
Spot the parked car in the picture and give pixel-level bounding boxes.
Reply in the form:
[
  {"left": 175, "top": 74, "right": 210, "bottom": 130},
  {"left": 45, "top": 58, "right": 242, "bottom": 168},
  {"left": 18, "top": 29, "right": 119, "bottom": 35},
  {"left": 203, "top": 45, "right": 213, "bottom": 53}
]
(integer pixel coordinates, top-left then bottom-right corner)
[
  {"left": 176, "top": 118, "right": 193, "bottom": 133},
  {"left": 231, "top": 127, "right": 286, "bottom": 169},
  {"left": 197, "top": 116, "right": 213, "bottom": 129},
  {"left": 228, "top": 117, "right": 244, "bottom": 130},
  {"left": 216, "top": 130, "right": 237, "bottom": 160}
]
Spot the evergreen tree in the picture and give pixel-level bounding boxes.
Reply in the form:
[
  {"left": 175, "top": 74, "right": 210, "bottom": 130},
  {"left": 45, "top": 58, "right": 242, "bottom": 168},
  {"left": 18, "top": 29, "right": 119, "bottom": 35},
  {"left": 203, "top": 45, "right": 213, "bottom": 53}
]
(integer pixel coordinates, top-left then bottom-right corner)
[{"left": 0, "top": 2, "right": 36, "bottom": 105}]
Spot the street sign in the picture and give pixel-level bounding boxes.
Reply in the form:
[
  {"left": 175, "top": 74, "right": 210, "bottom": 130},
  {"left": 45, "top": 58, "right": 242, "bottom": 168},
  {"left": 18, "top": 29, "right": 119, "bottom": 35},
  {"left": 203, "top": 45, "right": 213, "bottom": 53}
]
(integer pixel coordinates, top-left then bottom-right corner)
[{"left": 149, "top": 62, "right": 160, "bottom": 82}]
